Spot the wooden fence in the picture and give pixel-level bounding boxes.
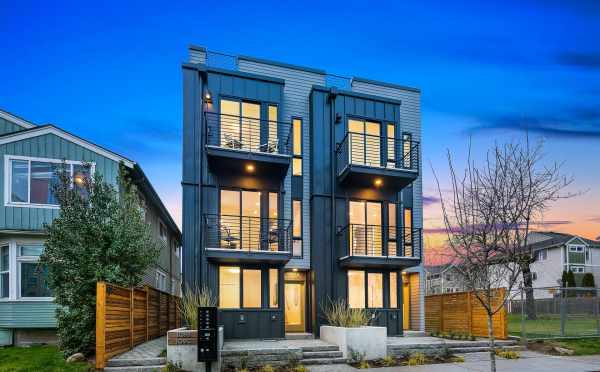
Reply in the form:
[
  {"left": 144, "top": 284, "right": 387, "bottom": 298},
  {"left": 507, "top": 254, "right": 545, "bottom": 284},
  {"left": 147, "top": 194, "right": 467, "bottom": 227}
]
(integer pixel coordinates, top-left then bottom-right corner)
[
  {"left": 96, "top": 282, "right": 182, "bottom": 369},
  {"left": 425, "top": 288, "right": 508, "bottom": 339}
]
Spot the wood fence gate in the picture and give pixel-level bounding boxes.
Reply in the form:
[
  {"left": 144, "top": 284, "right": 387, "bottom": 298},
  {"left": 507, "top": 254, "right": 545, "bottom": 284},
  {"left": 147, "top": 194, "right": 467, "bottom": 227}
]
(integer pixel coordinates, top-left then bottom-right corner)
[
  {"left": 96, "top": 282, "right": 182, "bottom": 368},
  {"left": 425, "top": 288, "right": 508, "bottom": 339}
]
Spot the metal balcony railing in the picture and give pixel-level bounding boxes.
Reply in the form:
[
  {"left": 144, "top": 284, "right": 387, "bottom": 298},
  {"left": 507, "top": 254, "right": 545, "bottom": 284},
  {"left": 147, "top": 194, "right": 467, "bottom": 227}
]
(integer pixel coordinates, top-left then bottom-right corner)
[
  {"left": 338, "top": 224, "right": 422, "bottom": 258},
  {"left": 336, "top": 132, "right": 419, "bottom": 174},
  {"left": 204, "top": 111, "right": 292, "bottom": 156},
  {"left": 203, "top": 214, "right": 292, "bottom": 253}
]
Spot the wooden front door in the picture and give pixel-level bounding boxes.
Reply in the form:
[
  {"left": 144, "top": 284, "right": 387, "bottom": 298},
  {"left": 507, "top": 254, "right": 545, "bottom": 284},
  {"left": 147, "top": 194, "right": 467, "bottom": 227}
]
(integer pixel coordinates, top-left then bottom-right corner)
[{"left": 284, "top": 271, "right": 306, "bottom": 333}]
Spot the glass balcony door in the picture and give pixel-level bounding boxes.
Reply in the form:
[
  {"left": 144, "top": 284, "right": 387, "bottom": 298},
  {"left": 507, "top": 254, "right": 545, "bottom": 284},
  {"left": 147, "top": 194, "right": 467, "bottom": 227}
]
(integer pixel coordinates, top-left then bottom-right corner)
[
  {"left": 349, "top": 201, "right": 382, "bottom": 256},
  {"left": 220, "top": 190, "right": 262, "bottom": 250},
  {"left": 220, "top": 99, "right": 261, "bottom": 151},
  {"left": 348, "top": 119, "right": 381, "bottom": 167}
]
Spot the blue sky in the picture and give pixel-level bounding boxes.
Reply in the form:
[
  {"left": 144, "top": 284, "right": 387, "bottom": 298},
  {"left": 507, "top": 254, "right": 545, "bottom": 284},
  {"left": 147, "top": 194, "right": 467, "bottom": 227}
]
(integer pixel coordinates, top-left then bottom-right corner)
[{"left": 2, "top": 1, "right": 600, "bottom": 261}]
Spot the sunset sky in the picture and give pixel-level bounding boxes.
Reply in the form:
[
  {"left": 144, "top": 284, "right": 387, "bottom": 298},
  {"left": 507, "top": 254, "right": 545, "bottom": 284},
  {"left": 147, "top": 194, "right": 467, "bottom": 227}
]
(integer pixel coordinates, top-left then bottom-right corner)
[{"left": 2, "top": 1, "right": 599, "bottom": 265}]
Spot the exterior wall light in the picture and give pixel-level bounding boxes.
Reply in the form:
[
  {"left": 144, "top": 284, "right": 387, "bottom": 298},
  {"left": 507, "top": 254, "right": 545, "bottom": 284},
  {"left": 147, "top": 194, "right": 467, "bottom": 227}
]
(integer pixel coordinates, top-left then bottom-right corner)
[
  {"left": 204, "top": 90, "right": 212, "bottom": 103},
  {"left": 374, "top": 178, "right": 383, "bottom": 187},
  {"left": 246, "top": 163, "right": 255, "bottom": 172}
]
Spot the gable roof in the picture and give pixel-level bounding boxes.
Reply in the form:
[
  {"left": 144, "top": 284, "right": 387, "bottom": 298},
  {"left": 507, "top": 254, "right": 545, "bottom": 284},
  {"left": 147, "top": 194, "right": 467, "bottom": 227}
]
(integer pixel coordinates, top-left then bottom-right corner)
[
  {"left": 0, "top": 109, "right": 36, "bottom": 129},
  {"left": 0, "top": 109, "right": 181, "bottom": 239},
  {"left": 425, "top": 263, "right": 454, "bottom": 275},
  {"left": 528, "top": 231, "right": 600, "bottom": 251}
]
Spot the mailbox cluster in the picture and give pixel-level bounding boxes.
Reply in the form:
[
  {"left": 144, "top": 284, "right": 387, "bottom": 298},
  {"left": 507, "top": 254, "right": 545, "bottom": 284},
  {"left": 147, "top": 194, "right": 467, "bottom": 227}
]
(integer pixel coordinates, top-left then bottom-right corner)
[{"left": 197, "top": 307, "right": 218, "bottom": 362}]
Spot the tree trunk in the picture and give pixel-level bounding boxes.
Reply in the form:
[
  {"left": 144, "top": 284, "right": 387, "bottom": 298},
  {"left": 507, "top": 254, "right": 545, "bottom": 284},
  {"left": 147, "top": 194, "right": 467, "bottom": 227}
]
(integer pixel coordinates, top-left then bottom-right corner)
[
  {"left": 487, "top": 312, "right": 497, "bottom": 372},
  {"left": 521, "top": 263, "right": 537, "bottom": 320}
]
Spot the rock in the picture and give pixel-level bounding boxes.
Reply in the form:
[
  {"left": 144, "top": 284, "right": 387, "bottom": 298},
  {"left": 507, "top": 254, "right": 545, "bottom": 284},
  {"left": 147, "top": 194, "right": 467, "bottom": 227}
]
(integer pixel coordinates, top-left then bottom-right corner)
[
  {"left": 553, "top": 346, "right": 574, "bottom": 356},
  {"left": 66, "top": 353, "right": 86, "bottom": 363}
]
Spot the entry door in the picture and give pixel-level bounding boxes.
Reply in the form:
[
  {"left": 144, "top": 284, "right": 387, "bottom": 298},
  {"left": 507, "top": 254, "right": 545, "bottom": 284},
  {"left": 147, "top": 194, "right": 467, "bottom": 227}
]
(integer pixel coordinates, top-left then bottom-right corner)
[
  {"left": 349, "top": 201, "right": 382, "bottom": 256},
  {"left": 403, "top": 274, "right": 410, "bottom": 330},
  {"left": 285, "top": 272, "right": 306, "bottom": 333}
]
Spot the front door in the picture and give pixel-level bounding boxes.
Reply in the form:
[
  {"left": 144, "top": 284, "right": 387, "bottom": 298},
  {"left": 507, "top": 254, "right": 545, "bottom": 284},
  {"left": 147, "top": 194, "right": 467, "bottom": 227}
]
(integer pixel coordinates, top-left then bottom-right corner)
[
  {"left": 284, "top": 271, "right": 305, "bottom": 333},
  {"left": 403, "top": 273, "right": 410, "bottom": 330}
]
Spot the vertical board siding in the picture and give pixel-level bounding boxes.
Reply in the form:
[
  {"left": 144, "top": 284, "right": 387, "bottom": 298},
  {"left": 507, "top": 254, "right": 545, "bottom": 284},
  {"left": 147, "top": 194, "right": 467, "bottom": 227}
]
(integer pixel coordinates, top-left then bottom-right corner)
[
  {"left": 238, "top": 59, "right": 326, "bottom": 269},
  {"left": 424, "top": 289, "right": 508, "bottom": 339},
  {"left": 0, "top": 133, "right": 120, "bottom": 231},
  {"left": 96, "top": 282, "right": 182, "bottom": 369},
  {"left": 0, "top": 117, "right": 26, "bottom": 136}
]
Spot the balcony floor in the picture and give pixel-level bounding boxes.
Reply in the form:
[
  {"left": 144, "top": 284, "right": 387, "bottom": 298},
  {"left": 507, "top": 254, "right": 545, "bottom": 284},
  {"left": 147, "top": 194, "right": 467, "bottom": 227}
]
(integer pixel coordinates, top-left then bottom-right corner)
[
  {"left": 205, "top": 247, "right": 292, "bottom": 266},
  {"left": 338, "top": 255, "right": 420, "bottom": 269}
]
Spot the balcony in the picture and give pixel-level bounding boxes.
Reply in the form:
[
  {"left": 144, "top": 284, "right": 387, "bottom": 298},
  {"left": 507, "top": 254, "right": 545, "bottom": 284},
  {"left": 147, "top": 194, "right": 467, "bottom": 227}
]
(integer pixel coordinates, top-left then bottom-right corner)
[
  {"left": 204, "top": 112, "right": 292, "bottom": 178},
  {"left": 337, "top": 224, "right": 421, "bottom": 269},
  {"left": 336, "top": 132, "right": 419, "bottom": 189},
  {"left": 202, "top": 214, "right": 292, "bottom": 265}
]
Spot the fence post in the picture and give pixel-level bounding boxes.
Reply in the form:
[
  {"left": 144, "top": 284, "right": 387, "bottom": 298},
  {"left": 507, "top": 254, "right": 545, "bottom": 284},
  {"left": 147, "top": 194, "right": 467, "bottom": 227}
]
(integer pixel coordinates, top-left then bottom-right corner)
[
  {"left": 145, "top": 286, "right": 150, "bottom": 342},
  {"left": 520, "top": 286, "right": 526, "bottom": 345},
  {"left": 440, "top": 294, "right": 444, "bottom": 333},
  {"left": 596, "top": 291, "right": 600, "bottom": 336},
  {"left": 130, "top": 287, "right": 134, "bottom": 348},
  {"left": 96, "top": 282, "right": 107, "bottom": 369},
  {"left": 560, "top": 287, "right": 566, "bottom": 337}
]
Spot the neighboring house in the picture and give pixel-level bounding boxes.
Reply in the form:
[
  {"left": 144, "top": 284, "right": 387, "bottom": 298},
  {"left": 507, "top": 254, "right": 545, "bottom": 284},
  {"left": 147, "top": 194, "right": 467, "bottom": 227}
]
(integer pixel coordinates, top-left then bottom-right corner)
[
  {"left": 182, "top": 45, "right": 424, "bottom": 339},
  {"left": 0, "top": 109, "right": 181, "bottom": 346},
  {"left": 425, "top": 264, "right": 465, "bottom": 294}
]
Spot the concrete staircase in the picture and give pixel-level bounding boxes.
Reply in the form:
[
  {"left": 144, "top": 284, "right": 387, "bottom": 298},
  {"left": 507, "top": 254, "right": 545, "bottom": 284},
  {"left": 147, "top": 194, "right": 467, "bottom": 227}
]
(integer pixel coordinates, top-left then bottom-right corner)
[
  {"left": 300, "top": 344, "right": 346, "bottom": 365},
  {"left": 104, "top": 357, "right": 166, "bottom": 372},
  {"left": 388, "top": 339, "right": 521, "bottom": 357}
]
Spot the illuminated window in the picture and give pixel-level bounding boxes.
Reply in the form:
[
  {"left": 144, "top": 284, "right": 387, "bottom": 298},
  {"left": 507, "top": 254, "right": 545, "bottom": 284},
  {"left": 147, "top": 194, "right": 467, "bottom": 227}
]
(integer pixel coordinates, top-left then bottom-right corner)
[
  {"left": 402, "top": 133, "right": 412, "bottom": 169},
  {"left": 219, "top": 99, "right": 261, "bottom": 151},
  {"left": 268, "top": 193, "right": 279, "bottom": 251},
  {"left": 387, "top": 123, "right": 396, "bottom": 168},
  {"left": 293, "top": 200, "right": 302, "bottom": 257},
  {"left": 269, "top": 268, "right": 278, "bottom": 308},
  {"left": 243, "top": 269, "right": 261, "bottom": 308},
  {"left": 268, "top": 105, "right": 278, "bottom": 152},
  {"left": 368, "top": 273, "right": 383, "bottom": 308},
  {"left": 219, "top": 189, "right": 261, "bottom": 250},
  {"left": 292, "top": 118, "right": 302, "bottom": 175},
  {"left": 348, "top": 270, "right": 365, "bottom": 308},
  {"left": 388, "top": 203, "right": 397, "bottom": 256},
  {"left": 404, "top": 208, "right": 413, "bottom": 256},
  {"left": 219, "top": 266, "right": 240, "bottom": 308},
  {"left": 348, "top": 119, "right": 380, "bottom": 167},
  {"left": 390, "top": 272, "right": 398, "bottom": 308}
]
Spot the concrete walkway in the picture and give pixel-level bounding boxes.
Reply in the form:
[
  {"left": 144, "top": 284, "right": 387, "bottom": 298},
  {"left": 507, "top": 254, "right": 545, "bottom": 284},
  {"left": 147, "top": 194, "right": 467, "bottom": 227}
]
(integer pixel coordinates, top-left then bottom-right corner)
[
  {"left": 223, "top": 338, "right": 336, "bottom": 351},
  {"left": 111, "top": 336, "right": 166, "bottom": 360},
  {"left": 307, "top": 351, "right": 600, "bottom": 372}
]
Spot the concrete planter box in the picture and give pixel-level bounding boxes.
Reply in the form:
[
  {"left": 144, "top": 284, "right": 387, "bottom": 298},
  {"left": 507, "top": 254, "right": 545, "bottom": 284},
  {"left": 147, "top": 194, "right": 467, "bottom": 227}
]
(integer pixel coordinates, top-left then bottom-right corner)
[
  {"left": 167, "top": 326, "right": 223, "bottom": 372},
  {"left": 320, "top": 326, "right": 387, "bottom": 360}
]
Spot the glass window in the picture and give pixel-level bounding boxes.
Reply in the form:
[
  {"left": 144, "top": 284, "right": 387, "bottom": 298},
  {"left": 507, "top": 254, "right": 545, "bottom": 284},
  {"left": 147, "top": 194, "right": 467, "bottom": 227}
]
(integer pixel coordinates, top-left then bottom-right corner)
[
  {"left": 388, "top": 203, "right": 397, "bottom": 256},
  {"left": 348, "top": 270, "right": 365, "bottom": 308},
  {"left": 404, "top": 208, "right": 413, "bottom": 256},
  {"left": 293, "top": 200, "right": 302, "bottom": 257},
  {"left": 268, "top": 193, "right": 279, "bottom": 251},
  {"left": 387, "top": 123, "right": 395, "bottom": 168},
  {"left": 219, "top": 266, "right": 240, "bottom": 308},
  {"left": 241, "top": 102, "right": 261, "bottom": 151},
  {"left": 220, "top": 99, "right": 242, "bottom": 149},
  {"left": 293, "top": 118, "right": 302, "bottom": 175},
  {"left": 348, "top": 119, "right": 380, "bottom": 167},
  {"left": 0, "top": 245, "right": 9, "bottom": 298},
  {"left": 268, "top": 105, "right": 278, "bottom": 152},
  {"left": 243, "top": 269, "right": 261, "bottom": 308},
  {"left": 403, "top": 133, "right": 412, "bottom": 168},
  {"left": 19, "top": 244, "right": 44, "bottom": 257},
  {"left": 269, "top": 269, "right": 278, "bottom": 308},
  {"left": 30, "top": 161, "right": 61, "bottom": 205},
  {"left": 390, "top": 272, "right": 398, "bottom": 308},
  {"left": 20, "top": 262, "right": 52, "bottom": 297},
  {"left": 11, "top": 160, "right": 28, "bottom": 203},
  {"left": 349, "top": 201, "right": 382, "bottom": 256},
  {"left": 159, "top": 222, "right": 168, "bottom": 242},
  {"left": 72, "top": 164, "right": 91, "bottom": 199},
  {"left": 368, "top": 273, "right": 383, "bottom": 308}
]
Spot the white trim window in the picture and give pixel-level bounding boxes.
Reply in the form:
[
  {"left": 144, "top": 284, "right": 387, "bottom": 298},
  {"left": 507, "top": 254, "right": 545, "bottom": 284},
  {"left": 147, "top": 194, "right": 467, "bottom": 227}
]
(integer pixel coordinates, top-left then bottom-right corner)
[
  {"left": 570, "top": 266, "right": 585, "bottom": 274},
  {"left": 535, "top": 249, "right": 548, "bottom": 261},
  {"left": 0, "top": 245, "right": 9, "bottom": 298},
  {"left": 4, "top": 155, "right": 95, "bottom": 208},
  {"left": 155, "top": 270, "right": 167, "bottom": 292},
  {"left": 17, "top": 243, "right": 52, "bottom": 299},
  {"left": 159, "top": 221, "right": 168, "bottom": 243}
]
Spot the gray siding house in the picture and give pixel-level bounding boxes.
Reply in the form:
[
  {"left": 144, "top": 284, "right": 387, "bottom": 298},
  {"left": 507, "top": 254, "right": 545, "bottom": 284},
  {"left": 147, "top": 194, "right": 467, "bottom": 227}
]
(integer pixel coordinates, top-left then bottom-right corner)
[
  {"left": 182, "top": 45, "right": 425, "bottom": 339},
  {"left": 0, "top": 109, "right": 181, "bottom": 346}
]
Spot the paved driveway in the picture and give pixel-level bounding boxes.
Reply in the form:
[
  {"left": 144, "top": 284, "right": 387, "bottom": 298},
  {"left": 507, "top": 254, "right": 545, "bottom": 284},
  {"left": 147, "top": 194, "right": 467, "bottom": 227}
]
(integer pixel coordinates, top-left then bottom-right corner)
[{"left": 308, "top": 351, "right": 600, "bottom": 372}]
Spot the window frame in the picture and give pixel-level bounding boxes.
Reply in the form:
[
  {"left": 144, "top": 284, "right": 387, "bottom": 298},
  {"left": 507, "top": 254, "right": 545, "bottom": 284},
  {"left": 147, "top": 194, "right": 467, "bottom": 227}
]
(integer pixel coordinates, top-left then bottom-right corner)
[
  {"left": 4, "top": 155, "right": 95, "bottom": 209},
  {"left": 347, "top": 269, "right": 395, "bottom": 309},
  {"left": 159, "top": 221, "right": 168, "bottom": 243},
  {"left": 0, "top": 245, "right": 9, "bottom": 299},
  {"left": 218, "top": 265, "right": 270, "bottom": 310},
  {"left": 292, "top": 117, "right": 303, "bottom": 176},
  {"left": 16, "top": 242, "right": 52, "bottom": 300},
  {"left": 155, "top": 269, "right": 167, "bottom": 292},
  {"left": 292, "top": 199, "right": 303, "bottom": 257}
]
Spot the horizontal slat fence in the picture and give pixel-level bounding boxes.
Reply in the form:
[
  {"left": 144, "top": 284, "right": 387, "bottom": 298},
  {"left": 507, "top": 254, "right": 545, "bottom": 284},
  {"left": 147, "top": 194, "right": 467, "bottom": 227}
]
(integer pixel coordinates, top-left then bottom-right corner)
[
  {"left": 425, "top": 288, "right": 507, "bottom": 340},
  {"left": 96, "top": 282, "right": 181, "bottom": 369}
]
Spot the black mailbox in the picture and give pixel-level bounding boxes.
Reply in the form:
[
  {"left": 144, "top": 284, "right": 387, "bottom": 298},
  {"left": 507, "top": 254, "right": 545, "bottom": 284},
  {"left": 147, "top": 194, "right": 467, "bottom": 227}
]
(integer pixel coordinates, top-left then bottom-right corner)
[{"left": 197, "top": 306, "right": 218, "bottom": 363}]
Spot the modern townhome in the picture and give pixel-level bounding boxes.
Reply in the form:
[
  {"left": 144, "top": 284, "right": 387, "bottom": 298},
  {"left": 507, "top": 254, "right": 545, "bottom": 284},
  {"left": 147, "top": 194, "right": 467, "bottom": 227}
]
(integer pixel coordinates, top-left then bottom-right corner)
[
  {"left": 0, "top": 109, "right": 182, "bottom": 346},
  {"left": 182, "top": 45, "right": 424, "bottom": 339}
]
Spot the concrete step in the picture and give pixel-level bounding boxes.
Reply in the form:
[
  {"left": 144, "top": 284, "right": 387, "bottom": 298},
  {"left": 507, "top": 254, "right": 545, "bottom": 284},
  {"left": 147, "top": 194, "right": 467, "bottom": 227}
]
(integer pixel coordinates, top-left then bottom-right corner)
[
  {"left": 301, "top": 357, "right": 347, "bottom": 365},
  {"left": 300, "top": 345, "right": 340, "bottom": 352},
  {"left": 107, "top": 358, "right": 166, "bottom": 367},
  {"left": 104, "top": 365, "right": 166, "bottom": 372},
  {"left": 302, "top": 350, "right": 344, "bottom": 359},
  {"left": 388, "top": 340, "right": 517, "bottom": 352},
  {"left": 286, "top": 333, "right": 314, "bottom": 340}
]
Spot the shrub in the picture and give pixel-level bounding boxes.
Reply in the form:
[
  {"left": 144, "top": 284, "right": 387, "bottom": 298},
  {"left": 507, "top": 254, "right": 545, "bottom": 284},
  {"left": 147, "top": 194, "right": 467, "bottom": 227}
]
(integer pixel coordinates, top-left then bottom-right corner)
[
  {"left": 348, "top": 349, "right": 366, "bottom": 364},
  {"left": 495, "top": 349, "right": 520, "bottom": 359},
  {"left": 293, "top": 365, "right": 307, "bottom": 372},
  {"left": 178, "top": 285, "right": 217, "bottom": 330},
  {"left": 358, "top": 360, "right": 370, "bottom": 369},
  {"left": 431, "top": 346, "right": 452, "bottom": 362},
  {"left": 382, "top": 355, "right": 396, "bottom": 367},
  {"left": 453, "top": 356, "right": 465, "bottom": 363},
  {"left": 321, "top": 298, "right": 372, "bottom": 327},
  {"left": 40, "top": 164, "right": 159, "bottom": 357},
  {"left": 261, "top": 364, "right": 276, "bottom": 372},
  {"left": 286, "top": 351, "right": 300, "bottom": 368},
  {"left": 407, "top": 352, "right": 426, "bottom": 366}
]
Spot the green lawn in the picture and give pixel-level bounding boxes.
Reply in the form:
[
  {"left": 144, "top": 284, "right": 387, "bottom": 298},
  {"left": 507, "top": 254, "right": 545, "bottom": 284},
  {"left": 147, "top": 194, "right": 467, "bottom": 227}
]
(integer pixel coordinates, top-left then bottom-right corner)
[
  {"left": 508, "top": 313, "right": 600, "bottom": 339},
  {"left": 555, "top": 338, "right": 600, "bottom": 355},
  {"left": 0, "top": 345, "right": 91, "bottom": 372}
]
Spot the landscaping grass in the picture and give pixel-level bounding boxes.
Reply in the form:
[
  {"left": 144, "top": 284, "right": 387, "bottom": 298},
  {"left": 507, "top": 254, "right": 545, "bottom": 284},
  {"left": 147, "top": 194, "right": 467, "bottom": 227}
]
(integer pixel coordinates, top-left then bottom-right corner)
[
  {"left": 554, "top": 338, "right": 600, "bottom": 355},
  {"left": 0, "top": 345, "right": 91, "bottom": 372},
  {"left": 508, "top": 313, "right": 600, "bottom": 338}
]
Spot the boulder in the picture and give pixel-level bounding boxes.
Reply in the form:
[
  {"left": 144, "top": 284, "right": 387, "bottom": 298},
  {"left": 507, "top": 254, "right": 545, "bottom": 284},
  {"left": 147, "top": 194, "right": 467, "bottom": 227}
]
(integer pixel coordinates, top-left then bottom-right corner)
[
  {"left": 66, "top": 353, "right": 86, "bottom": 363},
  {"left": 553, "top": 346, "right": 574, "bottom": 356}
]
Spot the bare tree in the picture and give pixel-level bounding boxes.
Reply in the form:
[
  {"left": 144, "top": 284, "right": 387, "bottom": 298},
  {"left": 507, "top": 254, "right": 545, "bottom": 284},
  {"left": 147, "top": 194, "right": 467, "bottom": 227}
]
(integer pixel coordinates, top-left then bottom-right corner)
[{"left": 432, "top": 137, "right": 572, "bottom": 372}]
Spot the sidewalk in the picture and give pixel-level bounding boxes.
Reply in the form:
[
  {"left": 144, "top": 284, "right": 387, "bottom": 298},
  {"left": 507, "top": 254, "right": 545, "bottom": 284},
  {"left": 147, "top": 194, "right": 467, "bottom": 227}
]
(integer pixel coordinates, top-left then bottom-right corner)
[{"left": 308, "top": 351, "right": 600, "bottom": 372}]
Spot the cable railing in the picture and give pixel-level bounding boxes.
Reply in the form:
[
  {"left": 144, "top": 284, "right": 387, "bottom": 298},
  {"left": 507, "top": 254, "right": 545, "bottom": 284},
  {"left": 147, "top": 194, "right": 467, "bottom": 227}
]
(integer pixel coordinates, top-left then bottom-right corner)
[
  {"left": 204, "top": 111, "right": 292, "bottom": 156},
  {"left": 338, "top": 224, "right": 422, "bottom": 258},
  {"left": 203, "top": 214, "right": 292, "bottom": 253},
  {"left": 336, "top": 132, "right": 419, "bottom": 174}
]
